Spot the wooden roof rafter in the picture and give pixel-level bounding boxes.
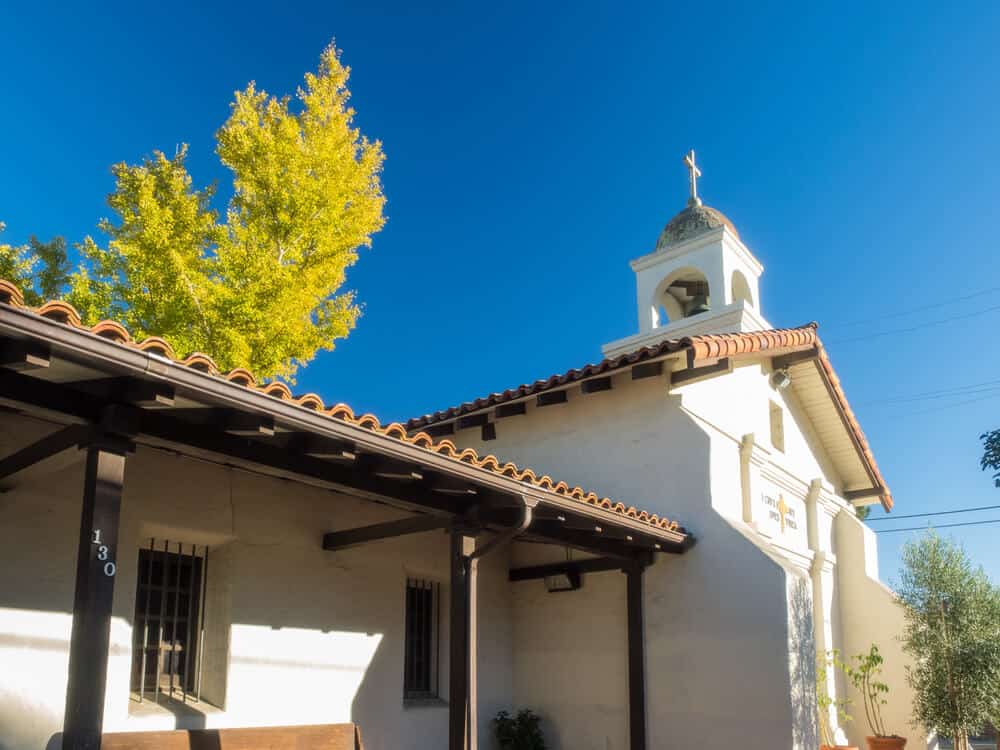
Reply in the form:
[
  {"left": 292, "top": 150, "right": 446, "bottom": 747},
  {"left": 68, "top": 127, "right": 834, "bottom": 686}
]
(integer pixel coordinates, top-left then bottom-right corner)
[{"left": 0, "top": 297, "right": 694, "bottom": 558}]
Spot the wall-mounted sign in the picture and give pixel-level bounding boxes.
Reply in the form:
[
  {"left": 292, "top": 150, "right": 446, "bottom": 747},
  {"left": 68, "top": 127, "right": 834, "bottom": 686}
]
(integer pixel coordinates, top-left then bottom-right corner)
[
  {"left": 758, "top": 487, "right": 808, "bottom": 549},
  {"left": 762, "top": 493, "right": 798, "bottom": 533}
]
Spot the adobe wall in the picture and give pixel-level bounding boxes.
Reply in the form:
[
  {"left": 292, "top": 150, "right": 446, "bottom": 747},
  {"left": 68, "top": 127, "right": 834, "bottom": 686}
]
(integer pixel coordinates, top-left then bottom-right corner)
[
  {"left": 835, "top": 512, "right": 930, "bottom": 749},
  {"left": 0, "top": 412, "right": 513, "bottom": 750},
  {"left": 454, "top": 371, "right": 815, "bottom": 749}
]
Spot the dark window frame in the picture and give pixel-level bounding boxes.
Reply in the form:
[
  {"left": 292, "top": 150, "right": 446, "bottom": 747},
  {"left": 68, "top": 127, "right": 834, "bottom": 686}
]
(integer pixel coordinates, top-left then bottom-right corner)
[
  {"left": 403, "top": 577, "right": 440, "bottom": 700},
  {"left": 130, "top": 540, "right": 208, "bottom": 702}
]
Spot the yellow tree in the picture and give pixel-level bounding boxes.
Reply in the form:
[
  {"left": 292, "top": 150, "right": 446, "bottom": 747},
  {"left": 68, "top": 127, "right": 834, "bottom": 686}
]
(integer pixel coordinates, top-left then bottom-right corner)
[{"left": 62, "top": 41, "right": 385, "bottom": 380}]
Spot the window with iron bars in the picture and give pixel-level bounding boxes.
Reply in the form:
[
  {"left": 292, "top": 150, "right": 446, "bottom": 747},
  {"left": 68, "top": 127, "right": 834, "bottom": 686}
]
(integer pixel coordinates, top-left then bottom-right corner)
[
  {"left": 403, "top": 578, "right": 440, "bottom": 700},
  {"left": 130, "top": 540, "right": 209, "bottom": 704}
]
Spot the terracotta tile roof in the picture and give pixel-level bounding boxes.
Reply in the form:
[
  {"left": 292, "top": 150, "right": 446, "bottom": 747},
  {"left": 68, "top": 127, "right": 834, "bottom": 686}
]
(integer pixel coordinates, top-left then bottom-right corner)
[
  {"left": 0, "top": 279, "right": 686, "bottom": 535},
  {"left": 406, "top": 324, "right": 820, "bottom": 428},
  {"left": 406, "top": 322, "right": 892, "bottom": 511}
]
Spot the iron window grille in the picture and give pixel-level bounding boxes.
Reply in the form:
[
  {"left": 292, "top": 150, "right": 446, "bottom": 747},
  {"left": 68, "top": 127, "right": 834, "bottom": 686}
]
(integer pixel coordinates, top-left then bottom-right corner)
[
  {"left": 403, "top": 577, "right": 440, "bottom": 699},
  {"left": 130, "top": 539, "right": 209, "bottom": 704}
]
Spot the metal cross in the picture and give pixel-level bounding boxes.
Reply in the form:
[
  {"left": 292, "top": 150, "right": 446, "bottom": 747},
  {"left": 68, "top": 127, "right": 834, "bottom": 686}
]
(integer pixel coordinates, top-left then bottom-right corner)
[
  {"left": 777, "top": 496, "right": 789, "bottom": 533},
  {"left": 683, "top": 149, "right": 702, "bottom": 205}
]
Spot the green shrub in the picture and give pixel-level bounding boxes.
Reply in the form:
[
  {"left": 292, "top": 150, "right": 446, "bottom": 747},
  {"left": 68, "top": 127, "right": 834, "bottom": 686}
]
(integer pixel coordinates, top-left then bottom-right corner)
[{"left": 493, "top": 709, "right": 547, "bottom": 750}]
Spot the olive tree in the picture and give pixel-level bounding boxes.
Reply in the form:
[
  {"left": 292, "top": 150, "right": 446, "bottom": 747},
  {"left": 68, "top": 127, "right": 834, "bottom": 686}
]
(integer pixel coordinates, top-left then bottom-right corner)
[{"left": 897, "top": 531, "right": 1000, "bottom": 750}]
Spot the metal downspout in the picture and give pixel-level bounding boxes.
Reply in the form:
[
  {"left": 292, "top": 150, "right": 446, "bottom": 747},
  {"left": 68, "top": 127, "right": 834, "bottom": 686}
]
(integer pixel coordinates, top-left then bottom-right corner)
[{"left": 466, "top": 497, "right": 536, "bottom": 750}]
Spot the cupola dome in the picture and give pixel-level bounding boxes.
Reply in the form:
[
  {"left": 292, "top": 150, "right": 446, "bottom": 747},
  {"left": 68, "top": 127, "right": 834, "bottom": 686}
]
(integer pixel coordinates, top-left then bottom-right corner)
[{"left": 657, "top": 201, "right": 739, "bottom": 249}]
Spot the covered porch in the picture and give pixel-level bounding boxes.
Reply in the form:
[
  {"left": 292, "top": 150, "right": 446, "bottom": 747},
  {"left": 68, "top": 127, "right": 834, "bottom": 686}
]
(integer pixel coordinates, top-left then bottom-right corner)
[{"left": 0, "top": 288, "right": 693, "bottom": 750}]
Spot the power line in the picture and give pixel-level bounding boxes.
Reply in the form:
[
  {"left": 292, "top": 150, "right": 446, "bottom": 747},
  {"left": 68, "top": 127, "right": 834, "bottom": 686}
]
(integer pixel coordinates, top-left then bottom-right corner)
[
  {"left": 828, "top": 302, "right": 1000, "bottom": 345},
  {"left": 897, "top": 392, "right": 1000, "bottom": 418},
  {"left": 867, "top": 503, "right": 1000, "bottom": 522},
  {"left": 857, "top": 378, "right": 1000, "bottom": 406},
  {"left": 875, "top": 518, "right": 1000, "bottom": 534},
  {"left": 827, "top": 286, "right": 1000, "bottom": 329}
]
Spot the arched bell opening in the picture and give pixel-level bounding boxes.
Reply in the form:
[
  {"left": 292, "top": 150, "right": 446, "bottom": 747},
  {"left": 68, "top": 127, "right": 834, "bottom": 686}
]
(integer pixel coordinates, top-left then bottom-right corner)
[
  {"left": 650, "top": 267, "right": 712, "bottom": 328},
  {"left": 731, "top": 269, "right": 754, "bottom": 308}
]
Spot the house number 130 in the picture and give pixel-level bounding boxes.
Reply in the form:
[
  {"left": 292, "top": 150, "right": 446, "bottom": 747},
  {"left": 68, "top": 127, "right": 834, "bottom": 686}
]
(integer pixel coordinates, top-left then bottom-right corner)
[{"left": 92, "top": 529, "right": 116, "bottom": 577}]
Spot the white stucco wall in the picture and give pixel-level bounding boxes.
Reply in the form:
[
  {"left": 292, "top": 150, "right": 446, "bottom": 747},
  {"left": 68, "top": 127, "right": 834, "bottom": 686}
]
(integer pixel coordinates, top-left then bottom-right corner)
[
  {"left": 0, "top": 414, "right": 513, "bottom": 750},
  {"left": 444, "top": 355, "right": 921, "bottom": 749},
  {"left": 836, "top": 511, "right": 929, "bottom": 749},
  {"left": 453, "top": 370, "right": 821, "bottom": 749}
]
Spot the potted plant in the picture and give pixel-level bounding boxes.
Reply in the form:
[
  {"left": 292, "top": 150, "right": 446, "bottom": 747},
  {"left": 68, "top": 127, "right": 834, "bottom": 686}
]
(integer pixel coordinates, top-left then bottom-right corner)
[
  {"left": 493, "top": 709, "right": 547, "bottom": 750},
  {"left": 818, "top": 650, "right": 857, "bottom": 750},
  {"left": 844, "top": 645, "right": 906, "bottom": 750}
]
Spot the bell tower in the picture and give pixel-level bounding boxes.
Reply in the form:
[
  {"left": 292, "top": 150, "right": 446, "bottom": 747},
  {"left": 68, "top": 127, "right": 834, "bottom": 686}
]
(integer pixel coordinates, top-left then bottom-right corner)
[{"left": 602, "top": 150, "right": 770, "bottom": 358}]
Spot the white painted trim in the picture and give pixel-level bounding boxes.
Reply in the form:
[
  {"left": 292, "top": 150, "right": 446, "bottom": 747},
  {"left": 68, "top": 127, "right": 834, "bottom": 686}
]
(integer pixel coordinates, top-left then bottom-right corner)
[
  {"left": 629, "top": 225, "right": 764, "bottom": 276},
  {"left": 602, "top": 301, "right": 772, "bottom": 358}
]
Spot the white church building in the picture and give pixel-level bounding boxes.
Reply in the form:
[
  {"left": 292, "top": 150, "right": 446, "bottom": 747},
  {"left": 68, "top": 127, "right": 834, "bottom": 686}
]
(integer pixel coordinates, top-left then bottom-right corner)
[{"left": 0, "top": 152, "right": 923, "bottom": 750}]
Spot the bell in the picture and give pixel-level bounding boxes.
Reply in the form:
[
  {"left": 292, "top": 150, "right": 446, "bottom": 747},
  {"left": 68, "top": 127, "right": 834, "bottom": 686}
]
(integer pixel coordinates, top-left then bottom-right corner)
[{"left": 686, "top": 294, "right": 710, "bottom": 316}]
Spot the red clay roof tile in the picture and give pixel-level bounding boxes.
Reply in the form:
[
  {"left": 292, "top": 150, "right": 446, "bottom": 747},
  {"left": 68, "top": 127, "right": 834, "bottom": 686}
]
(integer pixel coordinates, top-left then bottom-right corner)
[
  {"left": 407, "top": 322, "right": 892, "bottom": 511},
  {"left": 0, "top": 279, "right": 687, "bottom": 536}
]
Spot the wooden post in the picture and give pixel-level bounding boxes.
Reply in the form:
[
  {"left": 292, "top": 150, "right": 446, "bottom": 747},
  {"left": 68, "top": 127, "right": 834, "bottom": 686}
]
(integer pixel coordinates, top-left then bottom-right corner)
[
  {"left": 449, "top": 528, "right": 475, "bottom": 750},
  {"left": 468, "top": 556, "right": 479, "bottom": 750},
  {"left": 625, "top": 563, "right": 647, "bottom": 750},
  {"left": 63, "top": 439, "right": 129, "bottom": 750}
]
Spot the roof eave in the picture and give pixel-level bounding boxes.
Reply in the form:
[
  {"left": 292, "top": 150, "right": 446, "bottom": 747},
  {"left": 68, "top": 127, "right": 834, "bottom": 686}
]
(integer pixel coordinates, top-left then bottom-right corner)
[{"left": 0, "top": 301, "right": 692, "bottom": 546}]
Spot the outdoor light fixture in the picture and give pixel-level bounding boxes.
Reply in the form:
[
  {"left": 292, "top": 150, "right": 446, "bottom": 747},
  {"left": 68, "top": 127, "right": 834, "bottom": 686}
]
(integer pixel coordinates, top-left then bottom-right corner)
[
  {"left": 770, "top": 368, "right": 792, "bottom": 391},
  {"left": 544, "top": 569, "right": 582, "bottom": 593}
]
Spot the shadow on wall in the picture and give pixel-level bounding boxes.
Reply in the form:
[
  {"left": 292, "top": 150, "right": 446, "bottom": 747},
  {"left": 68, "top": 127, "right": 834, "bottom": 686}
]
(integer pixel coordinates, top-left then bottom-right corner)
[
  {"left": 575, "top": 389, "right": 819, "bottom": 749},
  {"left": 492, "top": 392, "right": 820, "bottom": 750},
  {"left": 789, "top": 576, "right": 819, "bottom": 749}
]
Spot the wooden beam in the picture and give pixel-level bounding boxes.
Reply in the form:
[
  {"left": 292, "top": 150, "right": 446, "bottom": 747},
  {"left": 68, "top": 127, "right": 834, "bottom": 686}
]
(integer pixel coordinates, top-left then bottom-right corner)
[
  {"left": 670, "top": 358, "right": 730, "bottom": 385},
  {"left": 527, "top": 520, "right": 648, "bottom": 561},
  {"left": 361, "top": 455, "right": 423, "bottom": 481},
  {"left": 222, "top": 411, "right": 275, "bottom": 437},
  {"left": 120, "top": 380, "right": 175, "bottom": 408},
  {"left": 286, "top": 432, "right": 356, "bottom": 461},
  {"left": 134, "top": 410, "right": 473, "bottom": 515},
  {"left": 631, "top": 361, "right": 663, "bottom": 380},
  {"left": 481, "top": 423, "right": 497, "bottom": 442},
  {"left": 63, "top": 437, "right": 130, "bottom": 750},
  {"left": 477, "top": 505, "right": 688, "bottom": 555},
  {"left": 456, "top": 413, "right": 489, "bottom": 430},
  {"left": 580, "top": 376, "right": 612, "bottom": 394},
  {"left": 772, "top": 348, "right": 819, "bottom": 370},
  {"left": 72, "top": 377, "right": 175, "bottom": 408},
  {"left": 625, "top": 563, "right": 648, "bottom": 750},
  {"left": 494, "top": 402, "right": 526, "bottom": 419},
  {"left": 509, "top": 556, "right": 627, "bottom": 582},
  {"left": 424, "top": 423, "right": 455, "bottom": 437},
  {"left": 429, "top": 474, "right": 479, "bottom": 496},
  {"left": 0, "top": 370, "right": 497, "bottom": 516},
  {"left": 843, "top": 486, "right": 887, "bottom": 501},
  {"left": 449, "top": 529, "right": 475, "bottom": 750},
  {"left": 0, "top": 339, "right": 50, "bottom": 371},
  {"left": 0, "top": 424, "right": 94, "bottom": 484},
  {"left": 323, "top": 514, "right": 451, "bottom": 551},
  {"left": 536, "top": 390, "right": 567, "bottom": 407}
]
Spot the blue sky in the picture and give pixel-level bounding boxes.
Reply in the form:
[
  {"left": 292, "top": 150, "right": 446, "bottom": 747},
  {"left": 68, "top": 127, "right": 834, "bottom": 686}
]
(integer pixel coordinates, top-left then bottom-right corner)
[{"left": 2, "top": 1, "right": 998, "bottom": 581}]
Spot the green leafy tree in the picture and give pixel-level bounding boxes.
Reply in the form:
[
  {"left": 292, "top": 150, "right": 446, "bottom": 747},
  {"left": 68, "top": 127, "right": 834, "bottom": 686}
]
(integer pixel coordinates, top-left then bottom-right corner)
[
  {"left": 0, "top": 225, "right": 70, "bottom": 306},
  {"left": 8, "top": 41, "right": 384, "bottom": 381},
  {"left": 982, "top": 430, "right": 1000, "bottom": 488},
  {"left": 897, "top": 531, "right": 1000, "bottom": 750}
]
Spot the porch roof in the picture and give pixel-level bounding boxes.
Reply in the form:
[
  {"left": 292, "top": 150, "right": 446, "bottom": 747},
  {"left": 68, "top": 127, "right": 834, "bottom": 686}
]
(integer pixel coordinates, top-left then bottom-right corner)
[{"left": 0, "top": 279, "right": 692, "bottom": 558}]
